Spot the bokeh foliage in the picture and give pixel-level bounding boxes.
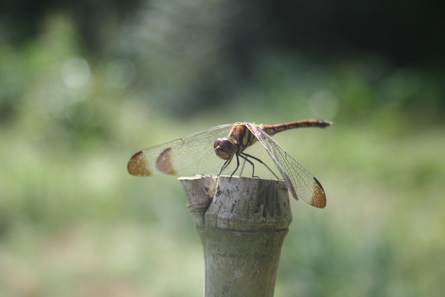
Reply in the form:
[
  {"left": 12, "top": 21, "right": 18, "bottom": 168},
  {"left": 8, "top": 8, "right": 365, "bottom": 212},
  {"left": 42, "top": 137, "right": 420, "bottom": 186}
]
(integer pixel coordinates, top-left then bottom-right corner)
[{"left": 1, "top": 1, "right": 444, "bottom": 296}]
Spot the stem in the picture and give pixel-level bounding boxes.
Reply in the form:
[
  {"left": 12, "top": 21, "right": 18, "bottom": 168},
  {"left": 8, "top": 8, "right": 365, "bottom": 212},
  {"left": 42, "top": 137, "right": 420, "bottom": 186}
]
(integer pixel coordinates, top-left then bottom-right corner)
[{"left": 179, "top": 176, "right": 292, "bottom": 297}]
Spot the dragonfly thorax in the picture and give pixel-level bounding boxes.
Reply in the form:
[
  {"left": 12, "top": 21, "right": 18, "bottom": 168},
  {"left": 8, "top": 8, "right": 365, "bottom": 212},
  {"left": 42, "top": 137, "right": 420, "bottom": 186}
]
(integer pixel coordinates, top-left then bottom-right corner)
[{"left": 214, "top": 138, "right": 238, "bottom": 160}]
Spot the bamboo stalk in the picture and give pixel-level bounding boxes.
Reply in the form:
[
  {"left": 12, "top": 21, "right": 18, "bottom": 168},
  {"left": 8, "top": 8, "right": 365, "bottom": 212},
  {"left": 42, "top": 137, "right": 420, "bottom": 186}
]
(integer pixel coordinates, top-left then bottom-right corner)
[{"left": 179, "top": 176, "right": 292, "bottom": 297}]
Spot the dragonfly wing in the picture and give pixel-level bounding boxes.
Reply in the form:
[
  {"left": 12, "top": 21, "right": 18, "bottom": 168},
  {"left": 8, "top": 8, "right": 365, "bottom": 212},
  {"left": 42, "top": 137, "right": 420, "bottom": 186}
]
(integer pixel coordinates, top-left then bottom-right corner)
[
  {"left": 246, "top": 123, "right": 327, "bottom": 208},
  {"left": 128, "top": 124, "right": 234, "bottom": 177}
]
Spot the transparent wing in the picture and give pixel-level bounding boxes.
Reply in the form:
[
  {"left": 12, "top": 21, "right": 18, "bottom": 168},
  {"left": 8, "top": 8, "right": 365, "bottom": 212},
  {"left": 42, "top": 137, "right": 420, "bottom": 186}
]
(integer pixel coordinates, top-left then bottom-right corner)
[
  {"left": 246, "top": 123, "right": 327, "bottom": 208},
  {"left": 128, "top": 124, "right": 235, "bottom": 177}
]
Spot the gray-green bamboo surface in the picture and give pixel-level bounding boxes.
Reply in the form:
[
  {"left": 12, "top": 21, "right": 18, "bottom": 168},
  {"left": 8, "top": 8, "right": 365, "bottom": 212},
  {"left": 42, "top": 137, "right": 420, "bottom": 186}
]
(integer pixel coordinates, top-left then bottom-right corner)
[{"left": 180, "top": 176, "right": 293, "bottom": 297}]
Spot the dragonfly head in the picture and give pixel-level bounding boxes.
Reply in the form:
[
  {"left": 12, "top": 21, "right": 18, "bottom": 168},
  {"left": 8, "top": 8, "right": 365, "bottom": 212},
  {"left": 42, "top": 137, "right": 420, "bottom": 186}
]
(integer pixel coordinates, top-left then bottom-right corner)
[{"left": 214, "top": 138, "right": 237, "bottom": 160}]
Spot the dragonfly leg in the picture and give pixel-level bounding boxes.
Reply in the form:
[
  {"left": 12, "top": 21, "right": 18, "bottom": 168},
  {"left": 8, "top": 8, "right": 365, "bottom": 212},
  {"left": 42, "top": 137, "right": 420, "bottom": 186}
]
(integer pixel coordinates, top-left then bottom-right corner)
[
  {"left": 241, "top": 153, "right": 279, "bottom": 179},
  {"left": 218, "top": 156, "right": 234, "bottom": 177},
  {"left": 228, "top": 154, "right": 241, "bottom": 180},
  {"left": 238, "top": 153, "right": 259, "bottom": 178},
  {"left": 238, "top": 157, "right": 247, "bottom": 176}
]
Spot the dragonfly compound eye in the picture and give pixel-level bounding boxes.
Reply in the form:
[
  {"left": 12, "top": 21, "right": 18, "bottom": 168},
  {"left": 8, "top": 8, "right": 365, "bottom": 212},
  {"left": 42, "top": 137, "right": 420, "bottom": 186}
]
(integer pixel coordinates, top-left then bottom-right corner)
[{"left": 214, "top": 138, "right": 237, "bottom": 160}]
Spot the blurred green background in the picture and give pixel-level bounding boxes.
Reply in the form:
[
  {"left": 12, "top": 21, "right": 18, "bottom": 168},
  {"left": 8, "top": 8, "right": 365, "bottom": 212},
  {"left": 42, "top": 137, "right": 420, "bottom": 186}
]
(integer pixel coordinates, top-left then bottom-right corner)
[{"left": 1, "top": 1, "right": 444, "bottom": 296}]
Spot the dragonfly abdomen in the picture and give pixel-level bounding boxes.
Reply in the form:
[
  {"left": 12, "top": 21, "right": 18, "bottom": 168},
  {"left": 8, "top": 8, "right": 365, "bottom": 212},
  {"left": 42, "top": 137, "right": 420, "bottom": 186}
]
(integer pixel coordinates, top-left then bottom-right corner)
[{"left": 260, "top": 119, "right": 333, "bottom": 136}]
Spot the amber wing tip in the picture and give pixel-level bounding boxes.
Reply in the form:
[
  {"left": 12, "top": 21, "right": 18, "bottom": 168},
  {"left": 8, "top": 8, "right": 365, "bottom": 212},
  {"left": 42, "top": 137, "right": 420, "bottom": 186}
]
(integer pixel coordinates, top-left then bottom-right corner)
[
  {"left": 311, "top": 198, "right": 327, "bottom": 208},
  {"left": 311, "top": 177, "right": 327, "bottom": 208},
  {"left": 127, "top": 151, "right": 153, "bottom": 176}
]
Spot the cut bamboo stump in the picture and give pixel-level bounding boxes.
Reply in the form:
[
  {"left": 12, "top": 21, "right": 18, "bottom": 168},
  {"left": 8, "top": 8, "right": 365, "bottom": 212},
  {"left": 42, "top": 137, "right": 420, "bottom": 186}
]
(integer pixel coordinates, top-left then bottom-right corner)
[{"left": 179, "top": 176, "right": 293, "bottom": 297}]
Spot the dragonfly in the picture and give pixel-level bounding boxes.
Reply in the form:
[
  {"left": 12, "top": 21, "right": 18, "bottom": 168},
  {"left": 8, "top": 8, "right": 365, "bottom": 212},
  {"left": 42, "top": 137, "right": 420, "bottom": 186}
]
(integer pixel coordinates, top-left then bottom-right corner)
[{"left": 128, "top": 119, "right": 333, "bottom": 208}]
